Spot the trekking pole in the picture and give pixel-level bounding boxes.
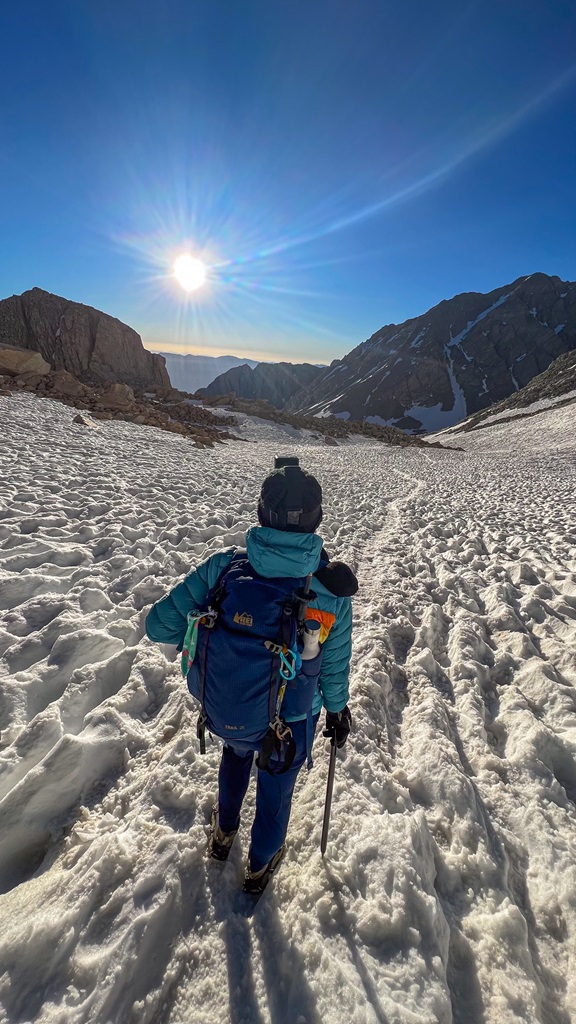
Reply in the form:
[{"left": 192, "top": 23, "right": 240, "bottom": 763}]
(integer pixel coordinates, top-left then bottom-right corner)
[
  {"left": 320, "top": 738, "right": 337, "bottom": 857},
  {"left": 295, "top": 572, "right": 316, "bottom": 636}
]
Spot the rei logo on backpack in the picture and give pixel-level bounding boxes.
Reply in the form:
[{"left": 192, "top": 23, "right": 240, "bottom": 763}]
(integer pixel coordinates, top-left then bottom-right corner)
[{"left": 185, "top": 551, "right": 323, "bottom": 773}]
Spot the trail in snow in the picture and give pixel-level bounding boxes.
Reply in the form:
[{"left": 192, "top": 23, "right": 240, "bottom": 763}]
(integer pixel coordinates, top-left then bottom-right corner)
[{"left": 0, "top": 393, "right": 575, "bottom": 1024}]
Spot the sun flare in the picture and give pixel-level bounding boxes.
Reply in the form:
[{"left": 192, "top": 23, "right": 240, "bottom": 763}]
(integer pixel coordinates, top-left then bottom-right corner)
[{"left": 174, "top": 253, "right": 206, "bottom": 292}]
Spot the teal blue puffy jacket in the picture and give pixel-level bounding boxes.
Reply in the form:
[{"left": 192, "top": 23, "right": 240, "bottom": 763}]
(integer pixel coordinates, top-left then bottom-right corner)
[{"left": 145, "top": 525, "right": 353, "bottom": 719}]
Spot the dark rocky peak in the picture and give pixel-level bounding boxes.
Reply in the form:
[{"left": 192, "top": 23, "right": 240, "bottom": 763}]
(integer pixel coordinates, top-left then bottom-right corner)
[{"left": 199, "top": 360, "right": 324, "bottom": 409}]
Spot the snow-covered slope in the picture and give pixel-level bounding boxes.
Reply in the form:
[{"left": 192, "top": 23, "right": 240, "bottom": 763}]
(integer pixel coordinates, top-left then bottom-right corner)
[
  {"left": 1, "top": 393, "right": 575, "bottom": 1023},
  {"left": 446, "top": 346, "right": 576, "bottom": 436},
  {"left": 433, "top": 388, "right": 576, "bottom": 453}
]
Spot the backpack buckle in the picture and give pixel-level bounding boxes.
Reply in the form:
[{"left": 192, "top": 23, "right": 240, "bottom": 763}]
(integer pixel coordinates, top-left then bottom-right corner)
[
  {"left": 271, "top": 716, "right": 293, "bottom": 742},
  {"left": 264, "top": 641, "right": 298, "bottom": 681},
  {"left": 264, "top": 640, "right": 283, "bottom": 655}
]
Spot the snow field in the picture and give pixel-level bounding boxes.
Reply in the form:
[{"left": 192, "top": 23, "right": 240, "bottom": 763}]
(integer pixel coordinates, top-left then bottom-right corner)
[
  {"left": 372, "top": 450, "right": 576, "bottom": 1023},
  {"left": 0, "top": 392, "right": 575, "bottom": 1023}
]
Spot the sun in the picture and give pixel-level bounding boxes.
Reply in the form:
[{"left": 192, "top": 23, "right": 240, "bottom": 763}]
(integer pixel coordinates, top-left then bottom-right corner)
[{"left": 174, "top": 253, "right": 206, "bottom": 292}]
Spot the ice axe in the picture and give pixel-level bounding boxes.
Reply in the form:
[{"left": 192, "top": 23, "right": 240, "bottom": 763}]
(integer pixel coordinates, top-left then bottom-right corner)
[{"left": 320, "top": 737, "right": 337, "bottom": 857}]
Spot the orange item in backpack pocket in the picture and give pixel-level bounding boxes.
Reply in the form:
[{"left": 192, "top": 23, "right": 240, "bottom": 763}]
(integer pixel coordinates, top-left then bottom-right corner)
[{"left": 306, "top": 608, "right": 336, "bottom": 644}]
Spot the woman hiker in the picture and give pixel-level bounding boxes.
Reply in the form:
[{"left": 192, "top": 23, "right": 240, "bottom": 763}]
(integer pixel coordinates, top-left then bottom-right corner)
[{"left": 145, "top": 459, "right": 356, "bottom": 894}]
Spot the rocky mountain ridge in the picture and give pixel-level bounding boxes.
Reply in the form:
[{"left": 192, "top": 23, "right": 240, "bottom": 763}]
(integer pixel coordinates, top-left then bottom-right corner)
[
  {"left": 286, "top": 273, "right": 576, "bottom": 432},
  {"left": 199, "top": 360, "right": 324, "bottom": 408},
  {"left": 0, "top": 288, "right": 169, "bottom": 389}
]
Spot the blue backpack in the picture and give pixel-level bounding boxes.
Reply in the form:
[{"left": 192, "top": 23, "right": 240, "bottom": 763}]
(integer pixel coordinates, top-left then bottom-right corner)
[{"left": 186, "top": 551, "right": 323, "bottom": 772}]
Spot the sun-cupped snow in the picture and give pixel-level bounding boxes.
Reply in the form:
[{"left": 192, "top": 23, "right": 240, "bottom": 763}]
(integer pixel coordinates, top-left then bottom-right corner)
[{"left": 1, "top": 392, "right": 576, "bottom": 1024}]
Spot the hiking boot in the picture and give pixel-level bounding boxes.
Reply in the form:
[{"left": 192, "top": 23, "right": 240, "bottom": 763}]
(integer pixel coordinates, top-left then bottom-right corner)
[
  {"left": 242, "top": 846, "right": 286, "bottom": 895},
  {"left": 207, "top": 806, "right": 238, "bottom": 862}
]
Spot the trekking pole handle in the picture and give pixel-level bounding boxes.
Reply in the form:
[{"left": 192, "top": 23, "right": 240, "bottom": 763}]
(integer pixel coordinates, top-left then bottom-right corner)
[
  {"left": 320, "top": 739, "right": 337, "bottom": 857},
  {"left": 296, "top": 573, "right": 317, "bottom": 633}
]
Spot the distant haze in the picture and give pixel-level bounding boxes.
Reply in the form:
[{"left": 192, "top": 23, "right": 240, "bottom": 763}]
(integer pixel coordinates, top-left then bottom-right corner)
[{"left": 157, "top": 352, "right": 259, "bottom": 393}]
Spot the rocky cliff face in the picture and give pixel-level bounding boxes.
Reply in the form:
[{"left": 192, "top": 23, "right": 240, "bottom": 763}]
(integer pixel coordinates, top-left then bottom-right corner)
[
  {"left": 0, "top": 288, "right": 169, "bottom": 389},
  {"left": 286, "top": 273, "right": 576, "bottom": 432},
  {"left": 199, "top": 361, "right": 324, "bottom": 409}
]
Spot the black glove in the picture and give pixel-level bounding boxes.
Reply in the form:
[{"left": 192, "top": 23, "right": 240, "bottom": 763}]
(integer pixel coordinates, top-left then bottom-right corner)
[{"left": 323, "top": 706, "right": 352, "bottom": 748}]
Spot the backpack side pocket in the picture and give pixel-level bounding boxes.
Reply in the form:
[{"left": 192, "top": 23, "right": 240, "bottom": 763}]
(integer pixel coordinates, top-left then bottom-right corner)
[{"left": 282, "top": 649, "right": 323, "bottom": 718}]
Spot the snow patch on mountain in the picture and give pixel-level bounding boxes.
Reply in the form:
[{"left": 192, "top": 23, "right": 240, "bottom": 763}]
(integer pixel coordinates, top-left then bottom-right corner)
[
  {"left": 404, "top": 347, "right": 469, "bottom": 432},
  {"left": 447, "top": 292, "right": 511, "bottom": 349},
  {"left": 410, "top": 328, "right": 428, "bottom": 350}
]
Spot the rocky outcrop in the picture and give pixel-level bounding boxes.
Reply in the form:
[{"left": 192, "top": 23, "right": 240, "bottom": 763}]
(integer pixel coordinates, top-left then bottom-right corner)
[
  {"left": 456, "top": 347, "right": 576, "bottom": 432},
  {"left": 286, "top": 273, "right": 576, "bottom": 432},
  {"left": 0, "top": 363, "right": 238, "bottom": 448},
  {"left": 199, "top": 361, "right": 324, "bottom": 409},
  {"left": 0, "top": 288, "right": 169, "bottom": 389}
]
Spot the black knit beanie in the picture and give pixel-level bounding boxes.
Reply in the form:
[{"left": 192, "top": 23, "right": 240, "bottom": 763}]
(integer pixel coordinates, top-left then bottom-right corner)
[{"left": 258, "top": 466, "right": 323, "bottom": 533}]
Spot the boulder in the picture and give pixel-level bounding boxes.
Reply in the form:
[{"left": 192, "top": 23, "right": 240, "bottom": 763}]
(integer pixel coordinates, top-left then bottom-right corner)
[
  {"left": 97, "top": 382, "right": 136, "bottom": 410},
  {"left": 324, "top": 435, "right": 339, "bottom": 446},
  {"left": 0, "top": 346, "right": 51, "bottom": 377},
  {"left": 15, "top": 372, "right": 44, "bottom": 389},
  {"left": 48, "top": 369, "right": 88, "bottom": 397},
  {"left": 159, "top": 387, "right": 183, "bottom": 401},
  {"left": 73, "top": 413, "right": 98, "bottom": 428}
]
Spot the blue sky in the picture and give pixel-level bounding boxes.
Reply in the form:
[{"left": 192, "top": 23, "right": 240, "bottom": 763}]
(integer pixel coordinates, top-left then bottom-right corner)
[{"left": 1, "top": 0, "right": 575, "bottom": 362}]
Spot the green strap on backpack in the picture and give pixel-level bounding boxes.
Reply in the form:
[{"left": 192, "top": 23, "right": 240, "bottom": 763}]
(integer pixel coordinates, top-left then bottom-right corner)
[
  {"left": 180, "top": 611, "right": 204, "bottom": 677},
  {"left": 181, "top": 608, "right": 218, "bottom": 677}
]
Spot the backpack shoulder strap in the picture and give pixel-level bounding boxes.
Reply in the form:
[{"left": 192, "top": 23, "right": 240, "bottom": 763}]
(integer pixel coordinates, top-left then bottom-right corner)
[{"left": 205, "top": 547, "right": 249, "bottom": 609}]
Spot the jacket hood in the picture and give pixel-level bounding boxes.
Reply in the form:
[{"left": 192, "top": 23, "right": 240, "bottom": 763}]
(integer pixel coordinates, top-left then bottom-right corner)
[{"left": 245, "top": 526, "right": 323, "bottom": 579}]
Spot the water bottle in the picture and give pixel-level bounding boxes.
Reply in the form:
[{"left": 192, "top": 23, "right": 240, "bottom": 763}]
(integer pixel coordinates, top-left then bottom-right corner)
[{"left": 302, "top": 619, "right": 321, "bottom": 660}]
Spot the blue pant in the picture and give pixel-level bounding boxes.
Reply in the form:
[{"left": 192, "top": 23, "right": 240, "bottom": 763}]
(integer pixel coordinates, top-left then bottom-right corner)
[{"left": 217, "top": 716, "right": 318, "bottom": 872}]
